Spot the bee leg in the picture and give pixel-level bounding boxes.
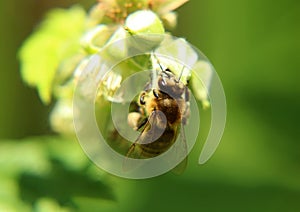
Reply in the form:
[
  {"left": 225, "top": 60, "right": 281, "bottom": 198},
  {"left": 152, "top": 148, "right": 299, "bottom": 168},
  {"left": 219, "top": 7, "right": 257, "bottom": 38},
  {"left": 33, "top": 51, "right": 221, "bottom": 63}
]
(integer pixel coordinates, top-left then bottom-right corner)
[
  {"left": 123, "top": 111, "right": 160, "bottom": 171},
  {"left": 123, "top": 139, "right": 144, "bottom": 172},
  {"left": 127, "top": 112, "right": 148, "bottom": 131},
  {"left": 126, "top": 142, "right": 137, "bottom": 158},
  {"left": 182, "top": 89, "right": 190, "bottom": 125},
  {"left": 181, "top": 107, "right": 190, "bottom": 125},
  {"left": 171, "top": 124, "right": 188, "bottom": 174},
  {"left": 137, "top": 118, "right": 148, "bottom": 130},
  {"left": 128, "top": 112, "right": 142, "bottom": 130}
]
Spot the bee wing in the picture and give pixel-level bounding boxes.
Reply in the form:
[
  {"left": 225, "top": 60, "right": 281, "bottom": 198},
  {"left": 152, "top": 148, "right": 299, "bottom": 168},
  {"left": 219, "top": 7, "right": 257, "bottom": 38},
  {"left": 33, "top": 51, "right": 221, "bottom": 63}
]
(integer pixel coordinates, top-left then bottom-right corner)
[
  {"left": 123, "top": 111, "right": 161, "bottom": 172},
  {"left": 171, "top": 123, "right": 188, "bottom": 175}
]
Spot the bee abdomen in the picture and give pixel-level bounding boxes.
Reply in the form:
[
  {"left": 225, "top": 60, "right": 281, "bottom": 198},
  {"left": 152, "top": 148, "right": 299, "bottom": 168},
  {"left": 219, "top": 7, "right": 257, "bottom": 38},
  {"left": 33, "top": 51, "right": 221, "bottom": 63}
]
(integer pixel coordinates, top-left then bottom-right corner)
[
  {"left": 140, "top": 128, "right": 177, "bottom": 157},
  {"left": 158, "top": 99, "right": 181, "bottom": 124}
]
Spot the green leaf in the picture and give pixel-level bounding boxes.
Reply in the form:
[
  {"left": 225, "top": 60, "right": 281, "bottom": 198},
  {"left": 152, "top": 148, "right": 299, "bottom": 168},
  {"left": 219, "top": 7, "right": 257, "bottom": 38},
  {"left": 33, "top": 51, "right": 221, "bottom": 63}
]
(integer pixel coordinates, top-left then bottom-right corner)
[
  {"left": 18, "top": 6, "right": 86, "bottom": 104},
  {"left": 0, "top": 139, "right": 50, "bottom": 177},
  {"left": 0, "top": 136, "right": 115, "bottom": 211}
]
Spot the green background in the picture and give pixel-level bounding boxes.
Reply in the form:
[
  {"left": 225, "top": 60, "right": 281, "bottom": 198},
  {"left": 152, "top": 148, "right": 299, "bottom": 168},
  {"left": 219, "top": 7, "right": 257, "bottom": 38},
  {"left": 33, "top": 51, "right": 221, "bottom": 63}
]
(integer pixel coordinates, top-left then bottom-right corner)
[{"left": 0, "top": 0, "right": 299, "bottom": 211}]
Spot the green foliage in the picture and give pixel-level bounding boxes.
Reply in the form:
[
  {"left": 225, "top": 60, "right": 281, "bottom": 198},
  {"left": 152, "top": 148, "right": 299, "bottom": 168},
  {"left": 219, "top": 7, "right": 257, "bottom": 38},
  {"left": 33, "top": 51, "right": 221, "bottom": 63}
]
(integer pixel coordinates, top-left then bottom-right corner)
[
  {"left": 19, "top": 6, "right": 86, "bottom": 104},
  {"left": 0, "top": 136, "right": 116, "bottom": 211},
  {"left": 18, "top": 0, "right": 200, "bottom": 137},
  {"left": 18, "top": 0, "right": 190, "bottom": 106},
  {"left": 7, "top": 0, "right": 299, "bottom": 211}
]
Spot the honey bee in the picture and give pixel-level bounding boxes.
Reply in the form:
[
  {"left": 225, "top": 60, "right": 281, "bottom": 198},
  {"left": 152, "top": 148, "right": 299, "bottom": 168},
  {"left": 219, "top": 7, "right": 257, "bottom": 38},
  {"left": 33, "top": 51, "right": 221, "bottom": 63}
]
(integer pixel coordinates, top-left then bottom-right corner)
[{"left": 125, "top": 56, "right": 190, "bottom": 173}]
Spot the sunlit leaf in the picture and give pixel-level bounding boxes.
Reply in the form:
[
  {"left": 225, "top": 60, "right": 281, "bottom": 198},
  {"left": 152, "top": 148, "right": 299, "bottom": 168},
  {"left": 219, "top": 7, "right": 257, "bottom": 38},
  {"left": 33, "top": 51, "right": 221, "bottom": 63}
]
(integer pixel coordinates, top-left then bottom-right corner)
[{"left": 18, "top": 6, "right": 86, "bottom": 104}]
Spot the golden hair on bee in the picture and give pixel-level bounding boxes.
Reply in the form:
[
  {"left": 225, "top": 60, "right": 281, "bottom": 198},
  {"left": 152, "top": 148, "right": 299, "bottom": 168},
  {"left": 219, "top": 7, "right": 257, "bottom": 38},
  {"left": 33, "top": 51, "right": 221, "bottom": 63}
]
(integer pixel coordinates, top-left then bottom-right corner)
[{"left": 124, "top": 54, "right": 190, "bottom": 173}]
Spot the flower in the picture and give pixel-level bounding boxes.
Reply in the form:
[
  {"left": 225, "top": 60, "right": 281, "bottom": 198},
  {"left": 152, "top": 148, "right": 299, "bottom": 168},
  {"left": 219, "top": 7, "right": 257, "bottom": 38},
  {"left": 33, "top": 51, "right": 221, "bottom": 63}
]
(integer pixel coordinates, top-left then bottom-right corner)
[
  {"left": 92, "top": 0, "right": 188, "bottom": 25},
  {"left": 153, "top": 36, "right": 212, "bottom": 107}
]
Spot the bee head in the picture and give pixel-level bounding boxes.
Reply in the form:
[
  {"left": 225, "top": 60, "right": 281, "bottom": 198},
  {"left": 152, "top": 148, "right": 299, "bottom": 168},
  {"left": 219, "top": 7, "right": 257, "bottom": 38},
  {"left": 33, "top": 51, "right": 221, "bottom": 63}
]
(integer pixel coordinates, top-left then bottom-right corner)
[{"left": 157, "top": 75, "right": 185, "bottom": 99}]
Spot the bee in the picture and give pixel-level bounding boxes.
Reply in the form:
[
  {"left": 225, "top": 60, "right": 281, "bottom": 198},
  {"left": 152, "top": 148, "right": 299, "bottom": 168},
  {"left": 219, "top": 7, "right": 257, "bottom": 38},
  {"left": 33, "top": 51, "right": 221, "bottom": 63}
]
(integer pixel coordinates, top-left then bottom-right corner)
[{"left": 125, "top": 55, "right": 190, "bottom": 173}]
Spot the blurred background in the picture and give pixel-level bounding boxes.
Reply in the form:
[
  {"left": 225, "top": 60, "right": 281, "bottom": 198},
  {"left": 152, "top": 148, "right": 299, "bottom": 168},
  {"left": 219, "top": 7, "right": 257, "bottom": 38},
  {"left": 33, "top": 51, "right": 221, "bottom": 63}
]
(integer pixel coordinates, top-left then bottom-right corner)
[{"left": 0, "top": 0, "right": 299, "bottom": 211}]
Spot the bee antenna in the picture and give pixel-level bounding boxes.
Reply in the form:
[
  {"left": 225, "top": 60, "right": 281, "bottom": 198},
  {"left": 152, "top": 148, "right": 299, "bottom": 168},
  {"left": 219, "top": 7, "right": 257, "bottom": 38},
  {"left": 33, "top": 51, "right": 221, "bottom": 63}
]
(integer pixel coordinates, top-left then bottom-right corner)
[
  {"left": 152, "top": 52, "right": 165, "bottom": 72},
  {"left": 152, "top": 52, "right": 167, "bottom": 85},
  {"left": 176, "top": 65, "right": 185, "bottom": 83}
]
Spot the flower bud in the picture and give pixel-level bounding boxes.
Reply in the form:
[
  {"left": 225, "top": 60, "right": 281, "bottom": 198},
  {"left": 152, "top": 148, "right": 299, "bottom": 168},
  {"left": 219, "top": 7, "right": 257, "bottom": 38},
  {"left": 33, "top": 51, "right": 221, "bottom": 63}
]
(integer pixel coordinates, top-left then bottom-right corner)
[{"left": 125, "top": 10, "right": 165, "bottom": 52}]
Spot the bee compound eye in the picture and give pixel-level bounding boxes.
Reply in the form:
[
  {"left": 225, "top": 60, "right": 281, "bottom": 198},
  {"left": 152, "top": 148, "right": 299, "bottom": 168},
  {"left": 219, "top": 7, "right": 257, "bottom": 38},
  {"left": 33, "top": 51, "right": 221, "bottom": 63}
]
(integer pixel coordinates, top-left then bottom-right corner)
[
  {"left": 165, "top": 68, "right": 172, "bottom": 74},
  {"left": 139, "top": 94, "right": 146, "bottom": 105},
  {"left": 153, "top": 89, "right": 159, "bottom": 98},
  {"left": 158, "top": 78, "right": 166, "bottom": 89}
]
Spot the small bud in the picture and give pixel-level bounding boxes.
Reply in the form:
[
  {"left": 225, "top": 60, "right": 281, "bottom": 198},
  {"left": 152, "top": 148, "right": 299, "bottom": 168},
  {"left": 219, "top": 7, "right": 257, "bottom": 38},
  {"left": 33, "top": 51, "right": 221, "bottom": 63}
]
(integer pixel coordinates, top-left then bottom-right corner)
[
  {"left": 125, "top": 10, "right": 164, "bottom": 35},
  {"left": 191, "top": 61, "right": 213, "bottom": 107},
  {"left": 80, "top": 25, "right": 115, "bottom": 53},
  {"left": 105, "top": 27, "right": 128, "bottom": 59},
  {"left": 161, "top": 11, "right": 178, "bottom": 30},
  {"left": 125, "top": 10, "right": 165, "bottom": 51},
  {"left": 50, "top": 100, "right": 75, "bottom": 135}
]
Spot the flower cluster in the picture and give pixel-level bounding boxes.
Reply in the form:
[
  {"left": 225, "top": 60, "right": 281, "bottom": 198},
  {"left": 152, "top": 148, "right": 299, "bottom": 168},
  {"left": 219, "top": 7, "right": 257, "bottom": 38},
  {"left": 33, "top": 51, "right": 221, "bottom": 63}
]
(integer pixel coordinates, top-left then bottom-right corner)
[{"left": 19, "top": 0, "right": 212, "bottom": 136}]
